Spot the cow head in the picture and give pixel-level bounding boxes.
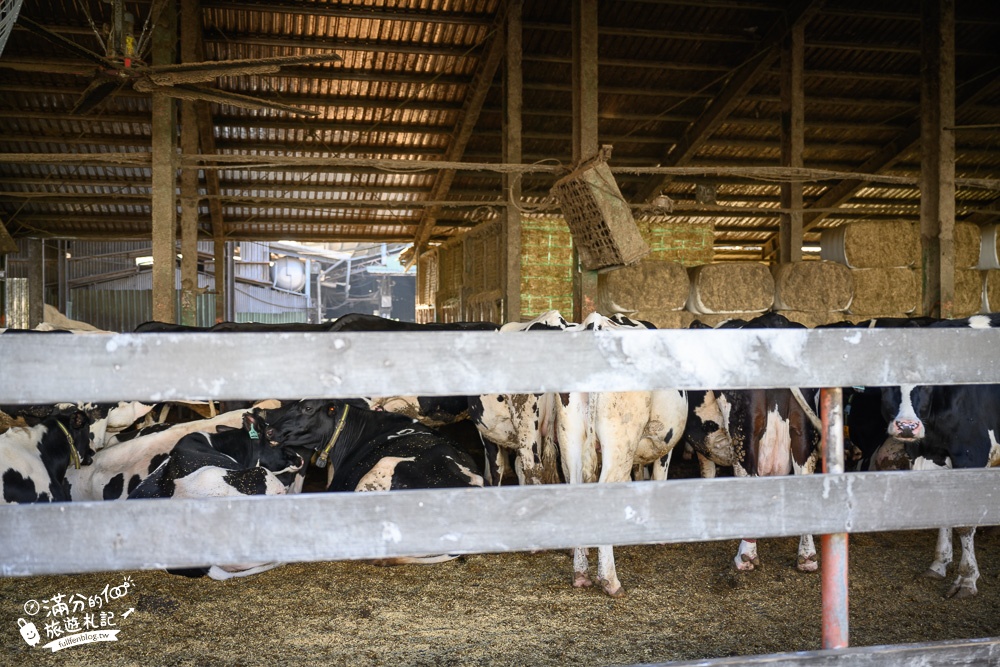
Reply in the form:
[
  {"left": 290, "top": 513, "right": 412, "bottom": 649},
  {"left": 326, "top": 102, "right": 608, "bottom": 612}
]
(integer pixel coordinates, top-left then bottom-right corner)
[
  {"left": 882, "top": 384, "right": 931, "bottom": 442},
  {"left": 55, "top": 409, "right": 95, "bottom": 467},
  {"left": 264, "top": 399, "right": 338, "bottom": 450}
]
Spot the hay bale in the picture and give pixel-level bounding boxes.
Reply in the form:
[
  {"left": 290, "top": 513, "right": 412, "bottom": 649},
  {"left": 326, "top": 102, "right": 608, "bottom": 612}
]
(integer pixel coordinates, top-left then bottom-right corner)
[
  {"left": 598, "top": 260, "right": 689, "bottom": 314},
  {"left": 820, "top": 221, "right": 919, "bottom": 268},
  {"left": 985, "top": 270, "right": 1000, "bottom": 311},
  {"left": 686, "top": 263, "right": 774, "bottom": 314},
  {"left": 953, "top": 269, "right": 985, "bottom": 317},
  {"left": 955, "top": 222, "right": 982, "bottom": 269},
  {"left": 848, "top": 268, "right": 919, "bottom": 316},
  {"left": 772, "top": 261, "right": 853, "bottom": 312},
  {"left": 979, "top": 224, "right": 1000, "bottom": 270}
]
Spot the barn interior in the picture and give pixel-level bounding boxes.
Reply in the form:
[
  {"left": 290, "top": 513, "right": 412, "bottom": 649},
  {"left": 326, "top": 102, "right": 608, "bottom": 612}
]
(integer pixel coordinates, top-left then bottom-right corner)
[{"left": 0, "top": 0, "right": 998, "bottom": 330}]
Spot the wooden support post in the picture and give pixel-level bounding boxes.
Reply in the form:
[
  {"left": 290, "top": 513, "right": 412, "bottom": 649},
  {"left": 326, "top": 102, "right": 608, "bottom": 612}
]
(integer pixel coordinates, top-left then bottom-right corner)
[
  {"left": 502, "top": 0, "right": 523, "bottom": 324},
  {"left": 179, "top": 0, "right": 200, "bottom": 326},
  {"left": 820, "top": 387, "right": 848, "bottom": 650},
  {"left": 27, "top": 239, "right": 43, "bottom": 328},
  {"left": 920, "top": 0, "right": 956, "bottom": 318},
  {"left": 571, "top": 0, "right": 599, "bottom": 322},
  {"left": 778, "top": 23, "right": 804, "bottom": 264},
  {"left": 150, "top": 6, "right": 177, "bottom": 324}
]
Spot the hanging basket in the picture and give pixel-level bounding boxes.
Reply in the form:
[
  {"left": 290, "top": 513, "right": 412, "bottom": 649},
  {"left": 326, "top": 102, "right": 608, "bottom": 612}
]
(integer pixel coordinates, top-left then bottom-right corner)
[{"left": 550, "top": 147, "right": 649, "bottom": 272}]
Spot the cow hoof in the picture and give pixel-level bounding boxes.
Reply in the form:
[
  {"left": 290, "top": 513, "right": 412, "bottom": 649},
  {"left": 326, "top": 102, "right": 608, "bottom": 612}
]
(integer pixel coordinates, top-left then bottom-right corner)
[
  {"left": 797, "top": 557, "right": 819, "bottom": 573},
  {"left": 733, "top": 556, "right": 757, "bottom": 572},
  {"left": 573, "top": 572, "right": 593, "bottom": 588},
  {"left": 945, "top": 580, "right": 977, "bottom": 599},
  {"left": 921, "top": 567, "right": 946, "bottom": 580},
  {"left": 599, "top": 579, "right": 625, "bottom": 598}
]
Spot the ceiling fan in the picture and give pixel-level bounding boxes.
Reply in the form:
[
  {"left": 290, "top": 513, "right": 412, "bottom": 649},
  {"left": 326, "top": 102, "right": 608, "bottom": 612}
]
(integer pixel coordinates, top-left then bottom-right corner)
[{"left": 17, "top": 0, "right": 341, "bottom": 116}]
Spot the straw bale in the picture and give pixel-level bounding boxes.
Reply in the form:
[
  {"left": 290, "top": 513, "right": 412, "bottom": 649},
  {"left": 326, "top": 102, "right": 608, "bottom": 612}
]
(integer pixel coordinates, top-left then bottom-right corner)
[
  {"left": 778, "top": 310, "right": 849, "bottom": 328},
  {"left": 985, "top": 270, "right": 1000, "bottom": 311},
  {"left": 598, "top": 260, "right": 689, "bottom": 314},
  {"left": 772, "top": 261, "right": 853, "bottom": 312},
  {"left": 953, "top": 269, "right": 985, "bottom": 317},
  {"left": 848, "top": 268, "right": 919, "bottom": 316},
  {"left": 820, "top": 221, "right": 919, "bottom": 268},
  {"left": 955, "top": 222, "right": 982, "bottom": 269},
  {"left": 686, "top": 263, "right": 774, "bottom": 314}
]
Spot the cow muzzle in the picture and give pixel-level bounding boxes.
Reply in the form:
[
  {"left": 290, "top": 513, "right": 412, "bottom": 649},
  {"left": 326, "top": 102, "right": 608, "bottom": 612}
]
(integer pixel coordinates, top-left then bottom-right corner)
[{"left": 890, "top": 418, "right": 924, "bottom": 441}]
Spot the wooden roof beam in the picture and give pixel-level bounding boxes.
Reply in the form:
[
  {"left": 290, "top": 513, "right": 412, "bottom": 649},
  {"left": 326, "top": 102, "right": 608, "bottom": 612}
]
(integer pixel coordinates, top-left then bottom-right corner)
[{"left": 633, "top": 0, "right": 825, "bottom": 204}]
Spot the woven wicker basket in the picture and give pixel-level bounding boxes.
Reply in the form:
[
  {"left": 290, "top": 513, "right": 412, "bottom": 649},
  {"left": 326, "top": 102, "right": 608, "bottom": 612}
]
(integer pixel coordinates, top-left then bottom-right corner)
[{"left": 550, "top": 149, "right": 649, "bottom": 271}]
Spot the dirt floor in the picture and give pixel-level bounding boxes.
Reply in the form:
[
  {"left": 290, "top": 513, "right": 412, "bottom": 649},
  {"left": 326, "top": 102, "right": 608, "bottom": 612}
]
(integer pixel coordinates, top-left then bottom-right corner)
[
  {"left": 3, "top": 446, "right": 999, "bottom": 666},
  {"left": 2, "top": 523, "right": 999, "bottom": 666}
]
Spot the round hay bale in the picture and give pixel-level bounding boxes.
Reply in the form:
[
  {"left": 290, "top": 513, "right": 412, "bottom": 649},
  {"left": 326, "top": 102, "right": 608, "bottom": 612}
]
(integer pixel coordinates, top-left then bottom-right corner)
[
  {"left": 629, "top": 309, "right": 696, "bottom": 329},
  {"left": 598, "top": 260, "right": 689, "bottom": 314},
  {"left": 985, "top": 269, "right": 1000, "bottom": 311},
  {"left": 955, "top": 222, "right": 982, "bottom": 269},
  {"left": 847, "top": 268, "right": 919, "bottom": 316},
  {"left": 778, "top": 310, "right": 849, "bottom": 328},
  {"left": 978, "top": 224, "right": 1000, "bottom": 270},
  {"left": 772, "top": 260, "right": 853, "bottom": 312},
  {"left": 686, "top": 262, "right": 774, "bottom": 314},
  {"left": 953, "top": 269, "right": 985, "bottom": 317},
  {"left": 820, "top": 221, "right": 919, "bottom": 268}
]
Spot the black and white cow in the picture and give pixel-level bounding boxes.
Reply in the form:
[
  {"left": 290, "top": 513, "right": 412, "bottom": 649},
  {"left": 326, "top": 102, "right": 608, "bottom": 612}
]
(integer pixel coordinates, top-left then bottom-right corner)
[
  {"left": 127, "top": 410, "right": 304, "bottom": 580},
  {"left": 879, "top": 313, "right": 1000, "bottom": 598},
  {"left": 1, "top": 410, "right": 93, "bottom": 504},
  {"left": 66, "top": 402, "right": 283, "bottom": 501},
  {"left": 265, "top": 399, "right": 484, "bottom": 493},
  {"left": 683, "top": 313, "right": 821, "bottom": 573},
  {"left": 468, "top": 310, "right": 571, "bottom": 486},
  {"left": 552, "top": 312, "right": 688, "bottom": 596}
]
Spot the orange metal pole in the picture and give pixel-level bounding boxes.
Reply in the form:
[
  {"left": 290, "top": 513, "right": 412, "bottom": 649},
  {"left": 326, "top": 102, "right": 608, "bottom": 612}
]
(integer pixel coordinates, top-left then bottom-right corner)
[{"left": 820, "top": 387, "right": 849, "bottom": 649}]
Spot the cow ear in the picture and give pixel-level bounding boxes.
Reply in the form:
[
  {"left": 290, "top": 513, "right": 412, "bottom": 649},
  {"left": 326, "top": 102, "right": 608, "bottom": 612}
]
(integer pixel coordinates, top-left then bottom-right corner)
[
  {"left": 69, "top": 410, "right": 89, "bottom": 429},
  {"left": 242, "top": 412, "right": 261, "bottom": 440}
]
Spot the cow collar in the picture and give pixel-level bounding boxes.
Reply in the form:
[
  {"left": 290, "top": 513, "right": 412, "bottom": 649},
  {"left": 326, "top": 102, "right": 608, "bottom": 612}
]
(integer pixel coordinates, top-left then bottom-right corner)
[
  {"left": 54, "top": 419, "right": 82, "bottom": 470},
  {"left": 315, "top": 404, "right": 350, "bottom": 468}
]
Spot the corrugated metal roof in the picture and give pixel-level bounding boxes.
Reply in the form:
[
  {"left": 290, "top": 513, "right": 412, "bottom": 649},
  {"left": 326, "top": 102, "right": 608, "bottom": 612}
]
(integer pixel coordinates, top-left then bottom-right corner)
[{"left": 0, "top": 0, "right": 998, "bottom": 260}]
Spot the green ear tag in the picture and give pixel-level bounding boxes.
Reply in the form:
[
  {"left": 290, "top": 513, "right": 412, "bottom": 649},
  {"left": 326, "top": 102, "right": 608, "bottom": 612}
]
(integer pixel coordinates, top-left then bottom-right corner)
[{"left": 248, "top": 423, "right": 260, "bottom": 440}]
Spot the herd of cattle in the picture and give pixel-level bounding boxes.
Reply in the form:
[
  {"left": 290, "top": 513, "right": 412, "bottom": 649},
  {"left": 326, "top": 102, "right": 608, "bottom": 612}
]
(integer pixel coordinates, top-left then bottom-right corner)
[{"left": 2, "top": 310, "right": 999, "bottom": 597}]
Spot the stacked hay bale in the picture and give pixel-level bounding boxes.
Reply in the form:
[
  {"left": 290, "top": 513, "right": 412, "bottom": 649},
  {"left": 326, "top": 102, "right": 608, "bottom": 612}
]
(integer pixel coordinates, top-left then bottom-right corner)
[
  {"left": 597, "top": 260, "right": 694, "bottom": 328},
  {"left": 685, "top": 262, "right": 774, "bottom": 327},
  {"left": 954, "top": 222, "right": 986, "bottom": 316},
  {"left": 821, "top": 221, "right": 921, "bottom": 318},
  {"left": 821, "top": 221, "right": 984, "bottom": 319},
  {"left": 771, "top": 260, "right": 853, "bottom": 327}
]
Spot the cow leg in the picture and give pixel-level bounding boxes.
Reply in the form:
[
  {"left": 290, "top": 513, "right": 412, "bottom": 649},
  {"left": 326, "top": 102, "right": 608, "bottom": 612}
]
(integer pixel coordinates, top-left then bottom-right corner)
[
  {"left": 650, "top": 449, "right": 672, "bottom": 481},
  {"left": 797, "top": 534, "right": 818, "bottom": 572},
  {"left": 697, "top": 453, "right": 717, "bottom": 479},
  {"left": 572, "top": 548, "right": 592, "bottom": 588},
  {"left": 596, "top": 545, "right": 624, "bottom": 597},
  {"left": 946, "top": 527, "right": 979, "bottom": 599},
  {"left": 734, "top": 539, "right": 759, "bottom": 571},
  {"left": 925, "top": 526, "right": 954, "bottom": 579}
]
